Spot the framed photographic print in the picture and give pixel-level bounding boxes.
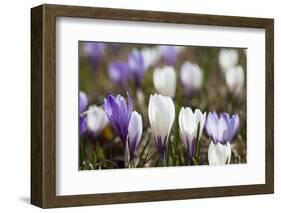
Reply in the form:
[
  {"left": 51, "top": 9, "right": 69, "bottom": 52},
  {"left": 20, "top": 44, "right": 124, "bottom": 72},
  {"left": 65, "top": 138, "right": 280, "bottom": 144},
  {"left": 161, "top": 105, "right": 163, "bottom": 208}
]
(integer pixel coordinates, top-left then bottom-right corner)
[{"left": 31, "top": 4, "right": 274, "bottom": 208}]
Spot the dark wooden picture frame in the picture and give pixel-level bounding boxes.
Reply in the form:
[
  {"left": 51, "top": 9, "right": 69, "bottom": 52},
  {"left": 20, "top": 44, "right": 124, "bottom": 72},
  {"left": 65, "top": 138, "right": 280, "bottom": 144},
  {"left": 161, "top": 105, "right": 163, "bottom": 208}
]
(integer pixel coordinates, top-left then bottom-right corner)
[{"left": 31, "top": 4, "right": 274, "bottom": 208}]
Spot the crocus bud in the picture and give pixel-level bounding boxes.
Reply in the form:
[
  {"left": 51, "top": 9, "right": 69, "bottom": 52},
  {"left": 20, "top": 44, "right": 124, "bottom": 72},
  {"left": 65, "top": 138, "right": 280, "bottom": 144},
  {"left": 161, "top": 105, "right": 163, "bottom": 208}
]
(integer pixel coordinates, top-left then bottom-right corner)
[
  {"left": 180, "top": 61, "right": 203, "bottom": 94},
  {"left": 179, "top": 107, "right": 206, "bottom": 160},
  {"left": 153, "top": 66, "right": 176, "bottom": 98},
  {"left": 86, "top": 105, "right": 109, "bottom": 136},
  {"left": 104, "top": 93, "right": 132, "bottom": 146},
  {"left": 148, "top": 94, "right": 175, "bottom": 164},
  {"left": 225, "top": 65, "right": 245, "bottom": 96},
  {"left": 127, "top": 111, "right": 143, "bottom": 161},
  {"left": 218, "top": 49, "right": 239, "bottom": 72},
  {"left": 208, "top": 141, "right": 232, "bottom": 165}
]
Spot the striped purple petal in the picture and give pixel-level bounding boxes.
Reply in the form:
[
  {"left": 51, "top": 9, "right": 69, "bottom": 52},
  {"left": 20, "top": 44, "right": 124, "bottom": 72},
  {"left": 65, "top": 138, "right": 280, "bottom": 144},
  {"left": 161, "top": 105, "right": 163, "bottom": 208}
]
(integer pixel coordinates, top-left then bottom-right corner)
[
  {"left": 79, "top": 91, "right": 88, "bottom": 113},
  {"left": 205, "top": 112, "right": 240, "bottom": 144},
  {"left": 104, "top": 93, "right": 133, "bottom": 146}
]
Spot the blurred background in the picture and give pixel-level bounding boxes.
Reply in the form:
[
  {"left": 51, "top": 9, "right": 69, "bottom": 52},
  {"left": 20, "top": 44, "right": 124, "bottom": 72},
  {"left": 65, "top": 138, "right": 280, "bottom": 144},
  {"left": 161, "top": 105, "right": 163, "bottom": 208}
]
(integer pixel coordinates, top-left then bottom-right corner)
[{"left": 79, "top": 41, "right": 247, "bottom": 170}]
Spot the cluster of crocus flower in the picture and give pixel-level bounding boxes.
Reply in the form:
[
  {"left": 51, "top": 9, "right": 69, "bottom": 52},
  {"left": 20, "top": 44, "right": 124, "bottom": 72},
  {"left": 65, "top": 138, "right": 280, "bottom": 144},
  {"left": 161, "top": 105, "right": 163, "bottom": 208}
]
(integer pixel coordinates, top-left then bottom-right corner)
[
  {"left": 104, "top": 93, "right": 143, "bottom": 167},
  {"left": 147, "top": 93, "right": 239, "bottom": 166},
  {"left": 80, "top": 44, "right": 243, "bottom": 169},
  {"left": 219, "top": 49, "right": 245, "bottom": 96},
  {"left": 79, "top": 91, "right": 109, "bottom": 138},
  {"left": 152, "top": 62, "right": 203, "bottom": 99},
  {"left": 108, "top": 49, "right": 146, "bottom": 89},
  {"left": 102, "top": 44, "right": 206, "bottom": 110},
  {"left": 106, "top": 45, "right": 188, "bottom": 93},
  {"left": 205, "top": 112, "right": 240, "bottom": 165},
  {"left": 81, "top": 90, "right": 240, "bottom": 167}
]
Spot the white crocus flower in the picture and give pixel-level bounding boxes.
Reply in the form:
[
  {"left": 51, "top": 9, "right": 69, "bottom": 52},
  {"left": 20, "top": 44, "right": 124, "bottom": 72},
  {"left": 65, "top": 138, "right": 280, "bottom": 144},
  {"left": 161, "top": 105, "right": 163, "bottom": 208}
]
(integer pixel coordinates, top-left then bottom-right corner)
[
  {"left": 153, "top": 66, "right": 176, "bottom": 98},
  {"left": 141, "top": 47, "right": 161, "bottom": 69},
  {"left": 180, "top": 61, "right": 203, "bottom": 93},
  {"left": 127, "top": 111, "right": 143, "bottom": 161},
  {"left": 225, "top": 65, "right": 244, "bottom": 95},
  {"left": 208, "top": 141, "right": 232, "bottom": 165},
  {"left": 179, "top": 107, "right": 206, "bottom": 156},
  {"left": 219, "top": 49, "right": 239, "bottom": 73},
  {"left": 86, "top": 105, "right": 109, "bottom": 135},
  {"left": 148, "top": 94, "right": 175, "bottom": 162}
]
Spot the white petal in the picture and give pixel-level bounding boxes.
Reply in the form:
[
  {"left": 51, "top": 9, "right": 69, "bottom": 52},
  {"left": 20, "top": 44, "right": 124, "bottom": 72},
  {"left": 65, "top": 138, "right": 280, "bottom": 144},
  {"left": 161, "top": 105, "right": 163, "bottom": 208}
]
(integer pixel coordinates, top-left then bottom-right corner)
[
  {"left": 226, "top": 143, "right": 232, "bottom": 164},
  {"left": 128, "top": 111, "right": 143, "bottom": 147},
  {"left": 219, "top": 49, "right": 239, "bottom": 72},
  {"left": 184, "top": 108, "right": 197, "bottom": 142},
  {"left": 180, "top": 62, "right": 203, "bottom": 91},
  {"left": 208, "top": 141, "right": 230, "bottom": 165},
  {"left": 178, "top": 108, "right": 187, "bottom": 146},
  {"left": 208, "top": 141, "right": 220, "bottom": 165},
  {"left": 153, "top": 66, "right": 176, "bottom": 98},
  {"left": 225, "top": 65, "right": 244, "bottom": 95},
  {"left": 194, "top": 109, "right": 206, "bottom": 139},
  {"left": 141, "top": 47, "right": 161, "bottom": 69},
  {"left": 148, "top": 94, "right": 175, "bottom": 143},
  {"left": 148, "top": 95, "right": 157, "bottom": 136},
  {"left": 166, "top": 96, "right": 175, "bottom": 133},
  {"left": 87, "top": 105, "right": 108, "bottom": 134},
  {"left": 180, "top": 62, "right": 192, "bottom": 86}
]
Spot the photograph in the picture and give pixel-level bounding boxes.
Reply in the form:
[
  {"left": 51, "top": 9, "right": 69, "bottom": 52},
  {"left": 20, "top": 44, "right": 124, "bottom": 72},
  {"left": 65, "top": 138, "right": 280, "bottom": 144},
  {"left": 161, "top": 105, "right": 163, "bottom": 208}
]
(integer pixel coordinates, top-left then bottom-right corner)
[{"left": 78, "top": 41, "right": 247, "bottom": 170}]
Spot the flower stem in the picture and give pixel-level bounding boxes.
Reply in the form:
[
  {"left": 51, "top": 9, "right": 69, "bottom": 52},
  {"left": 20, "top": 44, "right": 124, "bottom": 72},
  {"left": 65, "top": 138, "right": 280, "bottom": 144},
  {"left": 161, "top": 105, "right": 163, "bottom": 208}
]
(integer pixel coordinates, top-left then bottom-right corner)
[
  {"left": 160, "top": 154, "right": 166, "bottom": 167},
  {"left": 195, "top": 123, "right": 201, "bottom": 163}
]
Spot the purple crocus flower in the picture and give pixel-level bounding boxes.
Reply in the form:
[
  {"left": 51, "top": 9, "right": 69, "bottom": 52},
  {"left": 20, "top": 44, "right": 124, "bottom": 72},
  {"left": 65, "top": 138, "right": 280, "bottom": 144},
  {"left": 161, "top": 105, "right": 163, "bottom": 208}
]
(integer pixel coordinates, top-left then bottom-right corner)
[
  {"left": 128, "top": 49, "right": 145, "bottom": 88},
  {"left": 108, "top": 61, "right": 130, "bottom": 87},
  {"left": 159, "top": 45, "right": 179, "bottom": 66},
  {"left": 104, "top": 93, "right": 132, "bottom": 146},
  {"left": 83, "top": 42, "right": 106, "bottom": 67},
  {"left": 79, "top": 91, "right": 88, "bottom": 135},
  {"left": 79, "top": 91, "right": 88, "bottom": 113},
  {"left": 79, "top": 115, "right": 86, "bottom": 135},
  {"left": 205, "top": 112, "right": 240, "bottom": 145}
]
